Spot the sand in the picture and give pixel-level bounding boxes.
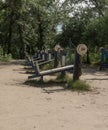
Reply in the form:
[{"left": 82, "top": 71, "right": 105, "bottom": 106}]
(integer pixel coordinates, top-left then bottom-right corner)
[{"left": 0, "top": 60, "right": 108, "bottom": 130}]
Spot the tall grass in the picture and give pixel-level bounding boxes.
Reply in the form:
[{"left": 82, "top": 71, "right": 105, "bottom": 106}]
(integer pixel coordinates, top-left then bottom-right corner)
[
  {"left": 55, "top": 67, "right": 91, "bottom": 91},
  {"left": 67, "top": 79, "right": 91, "bottom": 91}
]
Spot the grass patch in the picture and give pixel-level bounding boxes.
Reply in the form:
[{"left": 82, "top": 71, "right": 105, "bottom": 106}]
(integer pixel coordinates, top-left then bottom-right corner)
[
  {"left": 67, "top": 79, "right": 91, "bottom": 91},
  {"left": 40, "top": 61, "right": 54, "bottom": 70},
  {"left": 56, "top": 73, "right": 67, "bottom": 81},
  {"left": 0, "top": 54, "right": 12, "bottom": 61}
]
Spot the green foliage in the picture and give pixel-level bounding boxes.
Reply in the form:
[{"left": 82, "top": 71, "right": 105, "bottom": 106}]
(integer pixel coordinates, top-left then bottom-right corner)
[
  {"left": 0, "top": 47, "right": 3, "bottom": 56},
  {"left": 90, "top": 53, "right": 101, "bottom": 65},
  {"left": 82, "top": 52, "right": 101, "bottom": 65},
  {"left": 55, "top": 0, "right": 108, "bottom": 48},
  {"left": 83, "top": 16, "right": 108, "bottom": 46},
  {"left": 66, "top": 53, "right": 75, "bottom": 65},
  {"left": 0, "top": 0, "right": 108, "bottom": 58},
  {"left": 56, "top": 73, "right": 68, "bottom": 81},
  {"left": 40, "top": 60, "right": 54, "bottom": 70},
  {"left": 0, "top": 0, "right": 68, "bottom": 58},
  {"left": 0, "top": 47, "right": 12, "bottom": 61},
  {"left": 0, "top": 54, "right": 12, "bottom": 61}
]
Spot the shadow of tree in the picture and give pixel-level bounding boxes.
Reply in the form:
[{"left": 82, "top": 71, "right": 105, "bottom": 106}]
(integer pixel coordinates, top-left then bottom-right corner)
[
  {"left": 24, "top": 79, "right": 66, "bottom": 88},
  {"left": 23, "top": 79, "right": 69, "bottom": 94},
  {"left": 82, "top": 67, "right": 108, "bottom": 76},
  {"left": 86, "top": 78, "right": 108, "bottom": 80}
]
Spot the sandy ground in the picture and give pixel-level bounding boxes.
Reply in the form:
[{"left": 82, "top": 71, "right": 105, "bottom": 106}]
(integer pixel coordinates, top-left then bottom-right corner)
[{"left": 0, "top": 60, "right": 108, "bottom": 130}]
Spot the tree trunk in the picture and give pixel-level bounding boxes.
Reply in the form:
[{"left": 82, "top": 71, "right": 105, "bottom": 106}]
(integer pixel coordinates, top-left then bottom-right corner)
[
  {"left": 86, "top": 50, "right": 90, "bottom": 64},
  {"left": 37, "top": 8, "right": 44, "bottom": 50},
  {"left": 18, "top": 25, "right": 25, "bottom": 59},
  {"left": 7, "top": 18, "right": 13, "bottom": 54},
  {"left": 73, "top": 52, "right": 82, "bottom": 81}
]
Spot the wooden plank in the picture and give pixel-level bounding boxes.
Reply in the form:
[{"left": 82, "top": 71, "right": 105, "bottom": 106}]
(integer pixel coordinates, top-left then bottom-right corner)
[
  {"left": 73, "top": 51, "right": 82, "bottom": 81},
  {"left": 39, "top": 65, "right": 74, "bottom": 76},
  {"left": 33, "top": 57, "right": 42, "bottom": 61},
  {"left": 38, "top": 59, "right": 54, "bottom": 65},
  {"left": 28, "top": 64, "right": 73, "bottom": 79},
  {"left": 38, "top": 59, "right": 46, "bottom": 63}
]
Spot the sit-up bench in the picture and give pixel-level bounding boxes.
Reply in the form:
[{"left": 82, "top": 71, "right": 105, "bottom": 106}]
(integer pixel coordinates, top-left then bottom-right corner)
[{"left": 28, "top": 62, "right": 74, "bottom": 79}]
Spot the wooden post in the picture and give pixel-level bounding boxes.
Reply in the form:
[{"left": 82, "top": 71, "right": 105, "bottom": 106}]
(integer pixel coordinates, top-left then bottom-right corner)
[
  {"left": 54, "top": 51, "right": 58, "bottom": 68},
  {"left": 33, "top": 51, "right": 38, "bottom": 58},
  {"left": 40, "top": 76, "right": 43, "bottom": 82},
  {"left": 69, "top": 38, "right": 73, "bottom": 64},
  {"left": 73, "top": 51, "right": 82, "bottom": 81},
  {"left": 86, "top": 50, "right": 90, "bottom": 64},
  {"left": 60, "top": 50, "right": 66, "bottom": 77},
  {"left": 48, "top": 50, "right": 52, "bottom": 60},
  {"left": 42, "top": 52, "right": 45, "bottom": 60}
]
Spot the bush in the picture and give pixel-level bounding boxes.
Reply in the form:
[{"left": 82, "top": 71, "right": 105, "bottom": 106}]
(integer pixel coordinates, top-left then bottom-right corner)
[
  {"left": 82, "top": 52, "right": 101, "bottom": 65},
  {"left": 0, "top": 53, "right": 12, "bottom": 62},
  {"left": 90, "top": 53, "right": 101, "bottom": 64},
  {"left": 67, "top": 79, "right": 91, "bottom": 91},
  {"left": 0, "top": 47, "right": 3, "bottom": 56},
  {"left": 40, "top": 61, "right": 54, "bottom": 70},
  {"left": 0, "top": 46, "right": 12, "bottom": 61}
]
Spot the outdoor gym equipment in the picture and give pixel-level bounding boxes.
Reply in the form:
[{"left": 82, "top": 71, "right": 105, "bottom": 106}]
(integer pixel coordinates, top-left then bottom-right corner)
[
  {"left": 38, "top": 49, "right": 54, "bottom": 65},
  {"left": 100, "top": 47, "right": 108, "bottom": 70},
  {"left": 28, "top": 44, "right": 87, "bottom": 81},
  {"left": 54, "top": 47, "right": 66, "bottom": 68},
  {"left": 26, "top": 50, "right": 43, "bottom": 66},
  {"left": 28, "top": 61, "right": 74, "bottom": 80},
  {"left": 33, "top": 50, "right": 45, "bottom": 61},
  {"left": 26, "top": 49, "right": 54, "bottom": 68}
]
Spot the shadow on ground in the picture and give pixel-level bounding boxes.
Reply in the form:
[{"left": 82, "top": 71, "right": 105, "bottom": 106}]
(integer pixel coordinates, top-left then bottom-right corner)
[
  {"left": 86, "top": 78, "right": 108, "bottom": 80},
  {"left": 22, "top": 79, "right": 69, "bottom": 94},
  {"left": 82, "top": 67, "right": 108, "bottom": 76},
  {"left": 24, "top": 79, "right": 66, "bottom": 88},
  {"left": 0, "top": 60, "right": 25, "bottom": 66}
]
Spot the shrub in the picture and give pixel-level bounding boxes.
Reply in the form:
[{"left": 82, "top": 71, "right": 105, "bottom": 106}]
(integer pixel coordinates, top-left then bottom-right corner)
[
  {"left": 82, "top": 52, "right": 101, "bottom": 65},
  {"left": 0, "top": 53, "right": 12, "bottom": 61},
  {"left": 67, "top": 79, "right": 91, "bottom": 91}
]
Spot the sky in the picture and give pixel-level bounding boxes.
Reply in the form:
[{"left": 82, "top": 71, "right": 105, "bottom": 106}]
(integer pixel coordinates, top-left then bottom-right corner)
[{"left": 57, "top": 24, "right": 63, "bottom": 33}]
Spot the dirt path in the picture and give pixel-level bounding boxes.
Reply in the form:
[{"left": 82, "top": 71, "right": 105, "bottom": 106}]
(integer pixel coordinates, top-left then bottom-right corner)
[{"left": 0, "top": 61, "right": 108, "bottom": 130}]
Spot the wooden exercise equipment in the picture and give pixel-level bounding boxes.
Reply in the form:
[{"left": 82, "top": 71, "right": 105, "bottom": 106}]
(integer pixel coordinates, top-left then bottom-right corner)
[{"left": 28, "top": 44, "right": 87, "bottom": 81}]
